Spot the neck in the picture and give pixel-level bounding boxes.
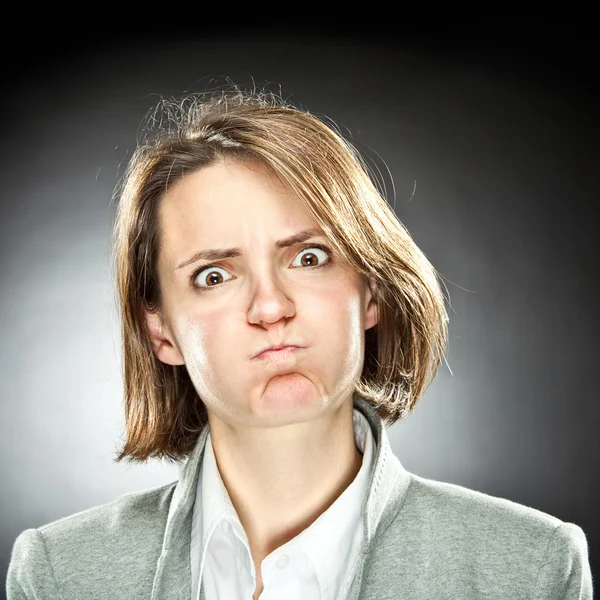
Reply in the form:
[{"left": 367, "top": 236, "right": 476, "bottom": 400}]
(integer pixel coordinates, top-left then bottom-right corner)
[{"left": 208, "top": 397, "right": 363, "bottom": 559}]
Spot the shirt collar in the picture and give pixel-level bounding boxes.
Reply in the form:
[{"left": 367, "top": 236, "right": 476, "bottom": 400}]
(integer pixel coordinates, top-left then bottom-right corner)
[{"left": 150, "top": 392, "right": 412, "bottom": 600}]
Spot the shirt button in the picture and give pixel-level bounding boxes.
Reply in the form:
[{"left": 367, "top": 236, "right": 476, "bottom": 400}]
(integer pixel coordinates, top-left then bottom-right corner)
[{"left": 276, "top": 554, "right": 290, "bottom": 569}]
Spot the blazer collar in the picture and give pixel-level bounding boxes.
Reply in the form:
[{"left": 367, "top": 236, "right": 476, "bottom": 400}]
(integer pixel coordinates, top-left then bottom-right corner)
[{"left": 150, "top": 392, "right": 412, "bottom": 600}]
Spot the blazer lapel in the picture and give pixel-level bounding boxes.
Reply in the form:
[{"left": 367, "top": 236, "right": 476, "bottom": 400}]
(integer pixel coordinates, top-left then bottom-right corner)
[
  {"left": 151, "top": 425, "right": 211, "bottom": 600},
  {"left": 346, "top": 395, "right": 412, "bottom": 599}
]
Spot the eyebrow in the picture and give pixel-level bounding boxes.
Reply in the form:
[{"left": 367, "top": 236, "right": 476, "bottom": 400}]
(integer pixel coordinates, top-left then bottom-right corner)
[{"left": 175, "top": 228, "right": 326, "bottom": 270}]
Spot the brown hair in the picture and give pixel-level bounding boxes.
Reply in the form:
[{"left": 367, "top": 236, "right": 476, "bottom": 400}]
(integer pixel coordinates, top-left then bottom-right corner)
[{"left": 112, "top": 86, "right": 449, "bottom": 462}]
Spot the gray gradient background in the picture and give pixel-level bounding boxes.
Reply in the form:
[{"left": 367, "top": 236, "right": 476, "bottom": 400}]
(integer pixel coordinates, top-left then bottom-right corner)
[{"left": 1, "top": 20, "right": 598, "bottom": 593}]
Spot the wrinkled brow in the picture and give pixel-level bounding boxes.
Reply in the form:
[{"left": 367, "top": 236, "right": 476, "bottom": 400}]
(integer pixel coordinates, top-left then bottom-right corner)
[{"left": 175, "top": 228, "right": 325, "bottom": 270}]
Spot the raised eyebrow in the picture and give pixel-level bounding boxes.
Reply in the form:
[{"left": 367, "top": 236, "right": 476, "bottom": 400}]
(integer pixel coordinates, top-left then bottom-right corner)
[{"left": 175, "top": 228, "right": 325, "bottom": 270}]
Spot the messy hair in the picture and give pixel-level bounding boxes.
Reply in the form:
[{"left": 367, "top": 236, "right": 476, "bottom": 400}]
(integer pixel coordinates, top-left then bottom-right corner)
[{"left": 112, "top": 85, "right": 449, "bottom": 462}]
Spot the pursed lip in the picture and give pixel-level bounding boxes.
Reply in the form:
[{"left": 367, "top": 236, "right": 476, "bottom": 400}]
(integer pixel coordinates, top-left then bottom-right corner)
[{"left": 251, "top": 344, "right": 303, "bottom": 359}]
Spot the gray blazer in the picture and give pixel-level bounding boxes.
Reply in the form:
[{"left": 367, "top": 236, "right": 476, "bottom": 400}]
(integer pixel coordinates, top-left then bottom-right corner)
[{"left": 6, "top": 395, "right": 593, "bottom": 599}]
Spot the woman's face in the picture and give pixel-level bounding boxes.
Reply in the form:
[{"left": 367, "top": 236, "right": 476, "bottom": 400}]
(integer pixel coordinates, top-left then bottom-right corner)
[{"left": 146, "top": 158, "right": 378, "bottom": 429}]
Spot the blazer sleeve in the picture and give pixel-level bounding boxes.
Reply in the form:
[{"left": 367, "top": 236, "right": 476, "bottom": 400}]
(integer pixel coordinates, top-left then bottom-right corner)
[
  {"left": 532, "top": 522, "right": 593, "bottom": 600},
  {"left": 6, "top": 529, "right": 61, "bottom": 600}
]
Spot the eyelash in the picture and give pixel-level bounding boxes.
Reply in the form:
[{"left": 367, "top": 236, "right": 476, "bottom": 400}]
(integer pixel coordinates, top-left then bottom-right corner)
[{"left": 190, "top": 244, "right": 333, "bottom": 292}]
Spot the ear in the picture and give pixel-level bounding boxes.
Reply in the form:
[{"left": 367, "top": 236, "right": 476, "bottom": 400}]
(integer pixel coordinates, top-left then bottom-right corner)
[
  {"left": 364, "top": 277, "right": 379, "bottom": 331},
  {"left": 144, "top": 308, "right": 185, "bottom": 366}
]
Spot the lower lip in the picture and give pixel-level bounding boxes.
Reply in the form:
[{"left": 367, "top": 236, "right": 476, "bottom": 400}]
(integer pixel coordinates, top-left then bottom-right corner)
[{"left": 254, "top": 346, "right": 301, "bottom": 362}]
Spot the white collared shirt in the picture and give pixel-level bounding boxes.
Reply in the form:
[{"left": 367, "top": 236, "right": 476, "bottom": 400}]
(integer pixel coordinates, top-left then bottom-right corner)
[{"left": 190, "top": 408, "right": 375, "bottom": 600}]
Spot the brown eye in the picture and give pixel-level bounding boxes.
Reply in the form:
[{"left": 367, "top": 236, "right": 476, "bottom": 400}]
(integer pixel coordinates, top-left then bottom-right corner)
[
  {"left": 300, "top": 252, "right": 318, "bottom": 266},
  {"left": 292, "top": 246, "right": 330, "bottom": 269},
  {"left": 193, "top": 266, "right": 232, "bottom": 290},
  {"left": 205, "top": 272, "right": 223, "bottom": 286}
]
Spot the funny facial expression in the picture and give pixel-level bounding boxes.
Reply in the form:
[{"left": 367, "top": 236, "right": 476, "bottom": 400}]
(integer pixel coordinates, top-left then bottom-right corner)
[{"left": 145, "top": 158, "right": 378, "bottom": 430}]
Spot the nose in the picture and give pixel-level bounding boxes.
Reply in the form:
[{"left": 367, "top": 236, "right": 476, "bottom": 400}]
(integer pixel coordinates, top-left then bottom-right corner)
[{"left": 247, "top": 271, "right": 296, "bottom": 327}]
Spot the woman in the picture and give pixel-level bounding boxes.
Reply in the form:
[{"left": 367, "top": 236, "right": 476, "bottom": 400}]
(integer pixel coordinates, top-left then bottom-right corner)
[{"left": 7, "top": 88, "right": 592, "bottom": 599}]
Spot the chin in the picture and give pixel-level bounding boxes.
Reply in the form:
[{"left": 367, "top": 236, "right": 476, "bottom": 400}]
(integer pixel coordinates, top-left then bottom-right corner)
[{"left": 255, "top": 374, "right": 323, "bottom": 420}]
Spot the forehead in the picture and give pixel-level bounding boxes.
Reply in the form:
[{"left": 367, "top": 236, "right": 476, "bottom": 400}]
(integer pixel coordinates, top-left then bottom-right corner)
[{"left": 158, "top": 159, "right": 320, "bottom": 262}]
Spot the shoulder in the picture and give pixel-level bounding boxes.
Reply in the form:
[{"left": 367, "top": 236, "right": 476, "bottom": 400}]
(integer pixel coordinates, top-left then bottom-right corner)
[
  {"left": 404, "top": 472, "right": 562, "bottom": 532},
  {"left": 361, "top": 472, "right": 592, "bottom": 599},
  {"left": 7, "top": 481, "right": 178, "bottom": 600},
  {"left": 380, "top": 472, "right": 569, "bottom": 558},
  {"left": 28, "top": 479, "right": 177, "bottom": 555},
  {"left": 402, "top": 472, "right": 590, "bottom": 562}
]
